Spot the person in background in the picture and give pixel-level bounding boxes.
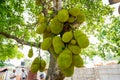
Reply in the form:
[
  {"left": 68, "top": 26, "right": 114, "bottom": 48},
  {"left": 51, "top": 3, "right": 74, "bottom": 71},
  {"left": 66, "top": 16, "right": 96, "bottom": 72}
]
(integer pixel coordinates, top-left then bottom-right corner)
[
  {"left": 39, "top": 73, "right": 44, "bottom": 80},
  {"left": 39, "top": 71, "right": 46, "bottom": 80},
  {"left": 21, "top": 68, "right": 27, "bottom": 80},
  {"left": 10, "top": 69, "right": 16, "bottom": 80}
]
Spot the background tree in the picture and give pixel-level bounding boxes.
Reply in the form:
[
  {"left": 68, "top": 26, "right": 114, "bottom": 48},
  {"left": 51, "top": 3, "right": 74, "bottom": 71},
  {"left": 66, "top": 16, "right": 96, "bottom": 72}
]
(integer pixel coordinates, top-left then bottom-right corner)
[{"left": 0, "top": 0, "right": 119, "bottom": 80}]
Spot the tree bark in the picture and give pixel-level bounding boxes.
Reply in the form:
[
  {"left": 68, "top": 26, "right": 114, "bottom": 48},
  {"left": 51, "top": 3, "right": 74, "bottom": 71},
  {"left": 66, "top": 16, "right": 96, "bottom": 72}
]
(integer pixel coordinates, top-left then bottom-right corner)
[
  {"left": 45, "top": 53, "right": 65, "bottom": 80},
  {"left": 109, "top": 0, "right": 120, "bottom": 4}
]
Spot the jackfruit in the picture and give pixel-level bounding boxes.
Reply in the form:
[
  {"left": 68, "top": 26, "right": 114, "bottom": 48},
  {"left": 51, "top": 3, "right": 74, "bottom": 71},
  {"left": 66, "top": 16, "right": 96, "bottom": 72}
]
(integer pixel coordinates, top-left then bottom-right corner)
[
  {"left": 68, "top": 16, "right": 75, "bottom": 23},
  {"left": 73, "top": 30, "right": 84, "bottom": 38},
  {"left": 74, "top": 30, "right": 89, "bottom": 48},
  {"left": 73, "top": 54, "right": 84, "bottom": 68},
  {"left": 43, "top": 31, "right": 52, "bottom": 39},
  {"left": 28, "top": 47, "right": 33, "bottom": 58},
  {"left": 41, "top": 37, "right": 52, "bottom": 50},
  {"left": 52, "top": 36, "right": 65, "bottom": 54},
  {"left": 69, "top": 7, "right": 80, "bottom": 16},
  {"left": 68, "top": 44, "right": 81, "bottom": 54},
  {"left": 32, "top": 57, "right": 40, "bottom": 64},
  {"left": 35, "top": 0, "right": 41, "bottom": 5},
  {"left": 31, "top": 63, "right": 40, "bottom": 73},
  {"left": 46, "top": 26, "right": 51, "bottom": 32},
  {"left": 76, "top": 13, "right": 85, "bottom": 24},
  {"left": 36, "top": 23, "right": 47, "bottom": 34},
  {"left": 70, "top": 39, "right": 76, "bottom": 45},
  {"left": 49, "top": 18, "right": 64, "bottom": 34},
  {"left": 62, "top": 65, "right": 74, "bottom": 77},
  {"left": 57, "top": 48, "right": 72, "bottom": 70},
  {"left": 62, "top": 31, "right": 73, "bottom": 43},
  {"left": 49, "top": 47, "right": 58, "bottom": 59},
  {"left": 39, "top": 59, "right": 46, "bottom": 72},
  {"left": 38, "top": 14, "right": 47, "bottom": 23},
  {"left": 57, "top": 9, "right": 69, "bottom": 22}
]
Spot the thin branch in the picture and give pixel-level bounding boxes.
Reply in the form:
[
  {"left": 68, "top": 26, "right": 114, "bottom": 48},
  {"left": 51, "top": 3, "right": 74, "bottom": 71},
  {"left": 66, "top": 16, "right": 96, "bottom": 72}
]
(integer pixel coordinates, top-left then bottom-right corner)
[
  {"left": 0, "top": 31, "right": 40, "bottom": 47},
  {"left": 40, "top": 0, "right": 48, "bottom": 16}
]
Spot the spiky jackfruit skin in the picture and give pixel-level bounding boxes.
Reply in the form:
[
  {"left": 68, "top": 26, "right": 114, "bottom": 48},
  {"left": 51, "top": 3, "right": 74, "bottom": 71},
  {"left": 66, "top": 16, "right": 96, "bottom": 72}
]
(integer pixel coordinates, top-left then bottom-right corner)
[
  {"left": 74, "top": 30, "right": 89, "bottom": 48},
  {"left": 41, "top": 37, "right": 52, "bottom": 50},
  {"left": 39, "top": 59, "right": 46, "bottom": 72},
  {"left": 70, "top": 39, "right": 76, "bottom": 45},
  {"left": 33, "top": 57, "right": 40, "bottom": 64},
  {"left": 43, "top": 31, "right": 52, "bottom": 39},
  {"left": 49, "top": 47, "right": 58, "bottom": 59},
  {"left": 68, "top": 16, "right": 75, "bottom": 23},
  {"left": 28, "top": 48, "right": 33, "bottom": 58},
  {"left": 57, "top": 48, "right": 72, "bottom": 70},
  {"left": 57, "top": 9, "right": 69, "bottom": 22},
  {"left": 62, "top": 31, "right": 73, "bottom": 43},
  {"left": 53, "top": 36, "right": 65, "bottom": 54},
  {"left": 69, "top": 7, "right": 80, "bottom": 16},
  {"left": 38, "top": 14, "right": 47, "bottom": 23},
  {"left": 36, "top": 23, "right": 47, "bottom": 34},
  {"left": 62, "top": 65, "right": 74, "bottom": 77},
  {"left": 31, "top": 63, "right": 40, "bottom": 73},
  {"left": 68, "top": 44, "right": 81, "bottom": 54},
  {"left": 49, "top": 18, "right": 64, "bottom": 34},
  {"left": 76, "top": 13, "right": 85, "bottom": 24},
  {"left": 35, "top": 0, "right": 41, "bottom": 5},
  {"left": 30, "top": 57, "right": 40, "bottom": 73},
  {"left": 73, "top": 54, "right": 84, "bottom": 68}
]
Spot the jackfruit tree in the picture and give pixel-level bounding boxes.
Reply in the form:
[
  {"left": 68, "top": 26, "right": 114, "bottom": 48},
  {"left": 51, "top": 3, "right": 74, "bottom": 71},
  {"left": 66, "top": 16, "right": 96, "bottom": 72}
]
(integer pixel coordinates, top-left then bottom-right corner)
[{"left": 0, "top": 0, "right": 119, "bottom": 80}]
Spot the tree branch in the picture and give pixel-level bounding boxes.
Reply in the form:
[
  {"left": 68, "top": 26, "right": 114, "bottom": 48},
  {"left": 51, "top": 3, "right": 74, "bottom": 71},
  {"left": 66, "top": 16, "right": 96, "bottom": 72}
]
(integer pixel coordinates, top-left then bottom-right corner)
[{"left": 0, "top": 31, "right": 40, "bottom": 47}]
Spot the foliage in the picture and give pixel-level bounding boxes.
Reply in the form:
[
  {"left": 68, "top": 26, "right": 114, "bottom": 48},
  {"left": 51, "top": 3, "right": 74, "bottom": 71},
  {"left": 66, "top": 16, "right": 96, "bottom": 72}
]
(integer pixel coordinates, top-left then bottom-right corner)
[{"left": 0, "top": 0, "right": 119, "bottom": 72}]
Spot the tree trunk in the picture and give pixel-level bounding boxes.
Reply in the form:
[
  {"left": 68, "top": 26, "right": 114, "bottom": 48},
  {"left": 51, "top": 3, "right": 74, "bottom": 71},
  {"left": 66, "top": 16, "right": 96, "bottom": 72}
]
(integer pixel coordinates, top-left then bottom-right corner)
[
  {"left": 109, "top": 0, "right": 120, "bottom": 4},
  {"left": 45, "top": 53, "right": 65, "bottom": 80}
]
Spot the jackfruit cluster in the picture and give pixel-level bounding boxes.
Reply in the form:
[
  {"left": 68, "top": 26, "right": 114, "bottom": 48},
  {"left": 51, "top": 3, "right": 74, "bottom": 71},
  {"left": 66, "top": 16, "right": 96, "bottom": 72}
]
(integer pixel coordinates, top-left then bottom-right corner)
[
  {"left": 30, "top": 57, "right": 46, "bottom": 73},
  {"left": 35, "top": 7, "right": 89, "bottom": 77}
]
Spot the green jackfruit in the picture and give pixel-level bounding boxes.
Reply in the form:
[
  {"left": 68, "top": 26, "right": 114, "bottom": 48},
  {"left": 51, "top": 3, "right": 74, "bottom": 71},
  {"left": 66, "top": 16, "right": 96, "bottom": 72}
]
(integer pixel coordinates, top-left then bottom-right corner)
[
  {"left": 43, "top": 31, "right": 52, "bottom": 39},
  {"left": 36, "top": 23, "right": 47, "bottom": 34},
  {"left": 73, "top": 54, "right": 84, "bottom": 68},
  {"left": 68, "top": 44, "right": 81, "bottom": 54},
  {"left": 38, "top": 14, "right": 47, "bottom": 23},
  {"left": 39, "top": 59, "right": 46, "bottom": 72},
  {"left": 76, "top": 13, "right": 85, "bottom": 24},
  {"left": 46, "top": 26, "right": 51, "bottom": 32},
  {"left": 41, "top": 37, "right": 52, "bottom": 50},
  {"left": 32, "top": 57, "right": 40, "bottom": 64},
  {"left": 69, "top": 7, "right": 80, "bottom": 16},
  {"left": 53, "top": 36, "right": 65, "bottom": 54},
  {"left": 31, "top": 63, "right": 40, "bottom": 73},
  {"left": 49, "top": 18, "right": 64, "bottom": 34},
  {"left": 57, "top": 9, "right": 69, "bottom": 22},
  {"left": 49, "top": 18, "right": 63, "bottom": 34},
  {"left": 49, "top": 47, "right": 58, "bottom": 59},
  {"left": 57, "top": 48, "right": 72, "bottom": 70},
  {"left": 28, "top": 48, "right": 33, "bottom": 58},
  {"left": 74, "top": 30, "right": 89, "bottom": 48},
  {"left": 70, "top": 39, "right": 76, "bottom": 45},
  {"left": 35, "top": 0, "right": 41, "bottom": 5},
  {"left": 68, "top": 16, "right": 75, "bottom": 23},
  {"left": 62, "top": 65, "right": 74, "bottom": 77},
  {"left": 62, "top": 31, "right": 73, "bottom": 43}
]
